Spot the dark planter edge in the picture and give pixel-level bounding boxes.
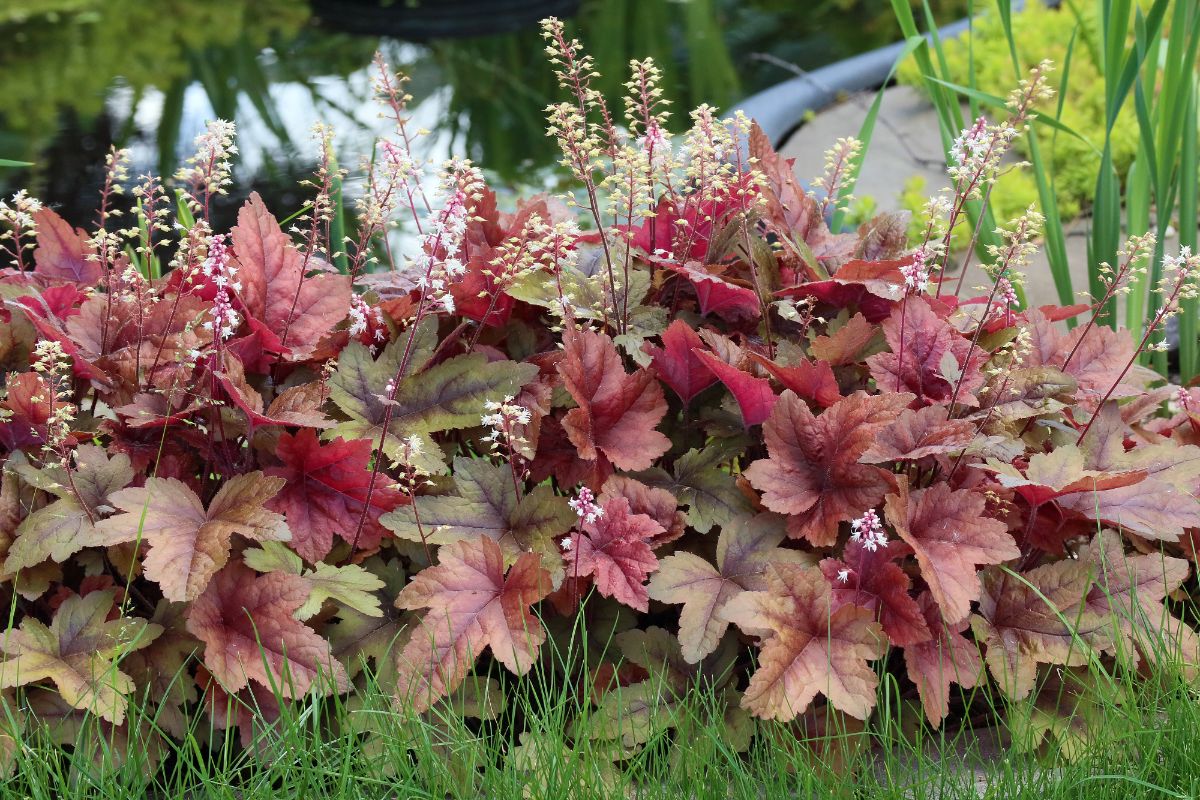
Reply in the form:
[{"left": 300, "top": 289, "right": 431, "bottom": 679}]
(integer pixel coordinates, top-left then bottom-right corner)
[{"left": 727, "top": 0, "right": 1035, "bottom": 146}]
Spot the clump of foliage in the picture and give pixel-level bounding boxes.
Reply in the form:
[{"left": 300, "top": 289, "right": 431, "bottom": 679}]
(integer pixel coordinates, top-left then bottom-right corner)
[{"left": 0, "top": 18, "right": 1197, "bottom": 786}]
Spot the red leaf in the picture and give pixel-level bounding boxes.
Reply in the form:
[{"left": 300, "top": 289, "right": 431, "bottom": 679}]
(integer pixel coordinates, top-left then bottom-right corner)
[
  {"left": 641, "top": 320, "right": 717, "bottom": 404},
  {"left": 32, "top": 208, "right": 100, "bottom": 284},
  {"left": 810, "top": 312, "right": 877, "bottom": 365},
  {"left": 231, "top": 193, "right": 351, "bottom": 360},
  {"left": 559, "top": 325, "right": 670, "bottom": 471},
  {"left": 266, "top": 430, "right": 407, "bottom": 563},
  {"left": 884, "top": 479, "right": 1019, "bottom": 625},
  {"left": 568, "top": 497, "right": 665, "bottom": 611},
  {"left": 395, "top": 537, "right": 552, "bottom": 712},
  {"left": 859, "top": 405, "right": 976, "bottom": 464},
  {"left": 598, "top": 475, "right": 685, "bottom": 547},
  {"left": 778, "top": 259, "right": 907, "bottom": 322},
  {"left": 186, "top": 561, "right": 349, "bottom": 697},
  {"left": 821, "top": 540, "right": 930, "bottom": 646},
  {"left": 903, "top": 591, "right": 981, "bottom": 726},
  {"left": 0, "top": 372, "right": 55, "bottom": 451},
  {"left": 867, "top": 295, "right": 986, "bottom": 405},
  {"left": 745, "top": 391, "right": 911, "bottom": 545},
  {"left": 662, "top": 261, "right": 761, "bottom": 321},
  {"left": 692, "top": 348, "right": 778, "bottom": 426},
  {"left": 749, "top": 352, "right": 841, "bottom": 408}
]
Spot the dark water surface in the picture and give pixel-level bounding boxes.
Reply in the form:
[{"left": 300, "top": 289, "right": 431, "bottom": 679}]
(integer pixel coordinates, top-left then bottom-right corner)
[{"left": 0, "top": 0, "right": 963, "bottom": 231}]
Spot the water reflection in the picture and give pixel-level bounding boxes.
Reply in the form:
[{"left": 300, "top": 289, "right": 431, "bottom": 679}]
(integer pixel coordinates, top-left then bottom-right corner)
[{"left": 0, "top": 0, "right": 964, "bottom": 231}]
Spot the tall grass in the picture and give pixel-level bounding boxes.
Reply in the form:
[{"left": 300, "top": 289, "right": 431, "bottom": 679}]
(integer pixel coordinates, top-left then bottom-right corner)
[
  {"left": 4, "top": 576, "right": 1200, "bottom": 800},
  {"left": 895, "top": 0, "right": 1200, "bottom": 379}
]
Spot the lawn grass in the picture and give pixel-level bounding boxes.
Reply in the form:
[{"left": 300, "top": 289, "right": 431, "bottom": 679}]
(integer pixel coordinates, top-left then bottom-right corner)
[{"left": 3, "top": 614, "right": 1199, "bottom": 800}]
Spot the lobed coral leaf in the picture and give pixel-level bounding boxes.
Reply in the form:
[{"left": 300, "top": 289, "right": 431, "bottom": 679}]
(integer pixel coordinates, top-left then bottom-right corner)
[
  {"left": 96, "top": 472, "right": 290, "bottom": 602},
  {"left": 866, "top": 295, "right": 986, "bottom": 405},
  {"left": 884, "top": 479, "right": 1018, "bottom": 625},
  {"left": 649, "top": 513, "right": 805, "bottom": 662},
  {"left": 187, "top": 561, "right": 348, "bottom": 697},
  {"left": 559, "top": 325, "right": 670, "bottom": 471},
  {"left": 230, "top": 192, "right": 351, "bottom": 360},
  {"left": 31, "top": 208, "right": 99, "bottom": 284},
  {"left": 903, "top": 591, "right": 982, "bottom": 726},
  {"left": 395, "top": 537, "right": 551, "bottom": 713},
  {"left": 568, "top": 497, "right": 664, "bottom": 612},
  {"left": 820, "top": 540, "right": 930, "bottom": 646},
  {"left": 745, "top": 391, "right": 911, "bottom": 545},
  {"left": 721, "top": 563, "right": 885, "bottom": 721},
  {"left": 970, "top": 562, "right": 1108, "bottom": 700}
]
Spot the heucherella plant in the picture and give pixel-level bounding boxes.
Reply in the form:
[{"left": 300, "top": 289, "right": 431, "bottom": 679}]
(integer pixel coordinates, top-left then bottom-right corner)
[{"left": 0, "top": 19, "right": 1198, "bottom": 788}]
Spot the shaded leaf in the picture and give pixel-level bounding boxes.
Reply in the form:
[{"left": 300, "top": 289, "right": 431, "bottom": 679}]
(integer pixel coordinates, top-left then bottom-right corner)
[
  {"left": 641, "top": 319, "right": 717, "bottom": 404},
  {"left": 902, "top": 591, "right": 981, "bottom": 727},
  {"left": 186, "top": 561, "right": 349, "bottom": 697},
  {"left": 970, "top": 562, "right": 1106, "bottom": 700},
  {"left": 242, "top": 541, "right": 385, "bottom": 620}
]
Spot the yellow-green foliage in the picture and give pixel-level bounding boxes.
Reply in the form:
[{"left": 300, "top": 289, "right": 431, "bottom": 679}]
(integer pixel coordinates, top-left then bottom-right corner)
[
  {"left": 898, "top": 0, "right": 1143, "bottom": 218},
  {"left": 0, "top": 0, "right": 309, "bottom": 135}
]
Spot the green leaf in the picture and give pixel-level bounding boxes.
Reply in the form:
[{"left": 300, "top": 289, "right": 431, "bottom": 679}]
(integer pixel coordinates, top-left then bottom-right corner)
[
  {"left": 242, "top": 541, "right": 385, "bottom": 621},
  {"left": 0, "top": 159, "right": 32, "bottom": 168},
  {"left": 633, "top": 447, "right": 752, "bottom": 534},
  {"left": 925, "top": 77, "right": 1094, "bottom": 148},
  {"left": 380, "top": 457, "right": 573, "bottom": 585},
  {"left": 329, "top": 329, "right": 536, "bottom": 473}
]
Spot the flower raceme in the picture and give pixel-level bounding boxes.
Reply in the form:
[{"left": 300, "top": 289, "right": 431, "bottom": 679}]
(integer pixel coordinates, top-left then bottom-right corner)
[{"left": 0, "top": 37, "right": 1198, "bottom": 777}]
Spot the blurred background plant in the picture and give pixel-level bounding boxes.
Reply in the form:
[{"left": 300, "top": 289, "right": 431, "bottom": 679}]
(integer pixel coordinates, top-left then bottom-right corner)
[
  {"left": 891, "top": 0, "right": 1200, "bottom": 380},
  {"left": 0, "top": 0, "right": 967, "bottom": 231}
]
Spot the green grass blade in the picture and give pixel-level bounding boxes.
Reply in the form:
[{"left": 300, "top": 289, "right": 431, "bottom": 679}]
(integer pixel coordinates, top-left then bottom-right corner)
[
  {"left": 1124, "top": 155, "right": 1151, "bottom": 333},
  {"left": 925, "top": 77, "right": 1094, "bottom": 147},
  {"left": 1179, "top": 78, "right": 1198, "bottom": 381},
  {"left": 830, "top": 35, "right": 926, "bottom": 233}
]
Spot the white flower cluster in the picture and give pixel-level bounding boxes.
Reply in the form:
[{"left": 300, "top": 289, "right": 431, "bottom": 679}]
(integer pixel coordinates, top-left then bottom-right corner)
[
  {"left": 348, "top": 294, "right": 386, "bottom": 344},
  {"left": 175, "top": 120, "right": 238, "bottom": 210},
  {"left": 0, "top": 190, "right": 44, "bottom": 269},
  {"left": 901, "top": 244, "right": 935, "bottom": 294},
  {"left": 409, "top": 159, "right": 484, "bottom": 315},
  {"left": 849, "top": 508, "right": 887, "bottom": 552},
  {"left": 568, "top": 486, "right": 604, "bottom": 525},
  {"left": 481, "top": 395, "right": 532, "bottom": 460},
  {"left": 200, "top": 234, "right": 241, "bottom": 341},
  {"left": 30, "top": 339, "right": 75, "bottom": 461}
]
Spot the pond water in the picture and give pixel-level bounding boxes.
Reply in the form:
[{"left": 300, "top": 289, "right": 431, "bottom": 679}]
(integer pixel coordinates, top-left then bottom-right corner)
[{"left": 0, "top": 0, "right": 964, "bottom": 232}]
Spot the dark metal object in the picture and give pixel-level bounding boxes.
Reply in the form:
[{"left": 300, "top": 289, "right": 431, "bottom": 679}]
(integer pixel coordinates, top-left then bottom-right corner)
[{"left": 310, "top": 0, "right": 582, "bottom": 40}]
